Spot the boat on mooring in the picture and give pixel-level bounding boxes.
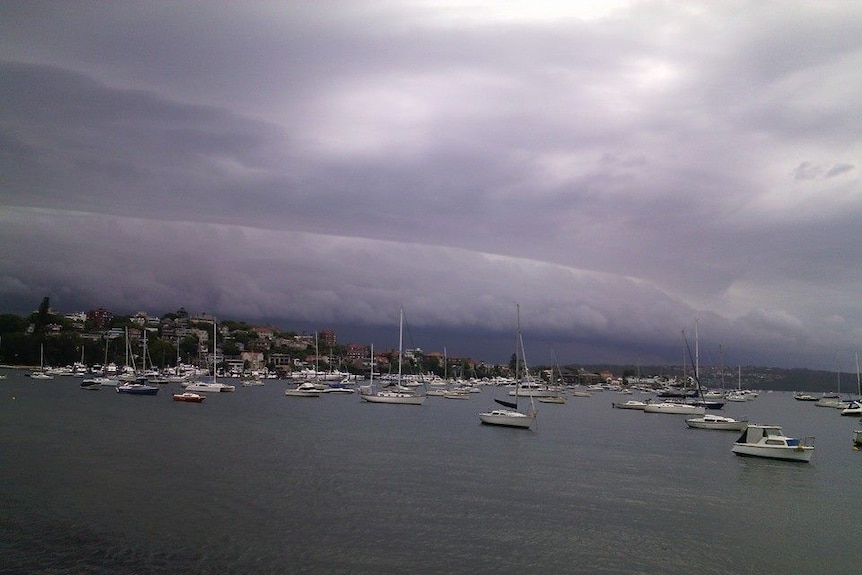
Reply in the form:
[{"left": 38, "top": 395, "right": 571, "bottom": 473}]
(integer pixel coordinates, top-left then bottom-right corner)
[
  {"left": 284, "top": 381, "right": 322, "bottom": 397},
  {"left": 685, "top": 414, "right": 748, "bottom": 431},
  {"left": 173, "top": 392, "right": 205, "bottom": 403},
  {"left": 116, "top": 378, "right": 159, "bottom": 395},
  {"left": 731, "top": 424, "right": 814, "bottom": 462},
  {"left": 359, "top": 310, "right": 426, "bottom": 405},
  {"left": 643, "top": 401, "right": 705, "bottom": 415},
  {"left": 185, "top": 381, "right": 236, "bottom": 393},
  {"left": 478, "top": 305, "right": 537, "bottom": 429},
  {"left": 612, "top": 400, "right": 648, "bottom": 410}
]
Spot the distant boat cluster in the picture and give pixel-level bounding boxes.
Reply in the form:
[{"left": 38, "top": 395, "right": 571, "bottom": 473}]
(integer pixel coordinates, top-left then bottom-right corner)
[
  {"left": 12, "top": 306, "right": 862, "bottom": 457},
  {"left": 12, "top": 364, "right": 862, "bottom": 459}
]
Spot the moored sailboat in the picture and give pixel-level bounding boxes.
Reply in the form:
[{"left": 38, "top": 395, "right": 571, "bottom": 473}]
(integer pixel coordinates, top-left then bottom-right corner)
[
  {"left": 479, "top": 305, "right": 537, "bottom": 429},
  {"left": 359, "top": 308, "right": 425, "bottom": 405},
  {"left": 685, "top": 413, "right": 748, "bottom": 430},
  {"left": 646, "top": 326, "right": 707, "bottom": 415},
  {"left": 184, "top": 318, "right": 235, "bottom": 393},
  {"left": 643, "top": 400, "right": 705, "bottom": 415},
  {"left": 27, "top": 344, "right": 54, "bottom": 379}
]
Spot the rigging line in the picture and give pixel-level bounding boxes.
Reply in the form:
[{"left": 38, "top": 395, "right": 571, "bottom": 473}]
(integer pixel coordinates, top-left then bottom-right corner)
[
  {"left": 683, "top": 332, "right": 704, "bottom": 399},
  {"left": 401, "top": 307, "right": 418, "bottom": 355}
]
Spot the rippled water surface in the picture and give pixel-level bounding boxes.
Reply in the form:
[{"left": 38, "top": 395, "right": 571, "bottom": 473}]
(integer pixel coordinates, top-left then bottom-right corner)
[{"left": 1, "top": 370, "right": 859, "bottom": 574}]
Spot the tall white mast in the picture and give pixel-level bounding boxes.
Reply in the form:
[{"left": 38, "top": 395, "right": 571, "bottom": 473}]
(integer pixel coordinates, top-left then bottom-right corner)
[
  {"left": 695, "top": 318, "right": 699, "bottom": 381},
  {"left": 397, "top": 307, "right": 403, "bottom": 386},
  {"left": 855, "top": 352, "right": 860, "bottom": 398},
  {"left": 213, "top": 317, "right": 217, "bottom": 383}
]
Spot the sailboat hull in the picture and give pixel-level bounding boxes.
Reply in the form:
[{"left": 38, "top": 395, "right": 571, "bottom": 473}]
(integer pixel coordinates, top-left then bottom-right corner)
[
  {"left": 478, "top": 409, "right": 535, "bottom": 428},
  {"left": 360, "top": 392, "right": 425, "bottom": 405},
  {"left": 284, "top": 389, "right": 322, "bottom": 397},
  {"left": 731, "top": 444, "right": 814, "bottom": 462},
  {"left": 643, "top": 402, "right": 705, "bottom": 414},
  {"left": 685, "top": 415, "right": 748, "bottom": 430},
  {"left": 116, "top": 383, "right": 159, "bottom": 395}
]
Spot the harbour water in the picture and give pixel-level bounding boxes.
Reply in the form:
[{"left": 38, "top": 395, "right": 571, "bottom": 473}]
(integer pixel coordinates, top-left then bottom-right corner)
[{"left": 1, "top": 370, "right": 859, "bottom": 574}]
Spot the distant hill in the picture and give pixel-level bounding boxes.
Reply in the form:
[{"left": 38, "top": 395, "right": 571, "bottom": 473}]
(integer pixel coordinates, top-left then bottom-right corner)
[{"left": 560, "top": 364, "right": 855, "bottom": 394}]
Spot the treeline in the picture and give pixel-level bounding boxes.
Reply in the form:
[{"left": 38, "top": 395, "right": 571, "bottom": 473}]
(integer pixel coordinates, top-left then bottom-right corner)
[
  {"left": 0, "top": 298, "right": 497, "bottom": 378},
  {"left": 0, "top": 297, "right": 216, "bottom": 368},
  {"left": 0, "top": 314, "right": 171, "bottom": 369}
]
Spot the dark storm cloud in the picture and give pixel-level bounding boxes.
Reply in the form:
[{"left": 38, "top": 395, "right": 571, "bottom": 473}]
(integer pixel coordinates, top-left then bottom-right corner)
[{"left": 1, "top": 2, "right": 861, "bottom": 369}]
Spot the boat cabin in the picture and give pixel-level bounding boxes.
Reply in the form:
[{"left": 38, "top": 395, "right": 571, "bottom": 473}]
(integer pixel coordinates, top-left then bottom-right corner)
[{"left": 735, "top": 425, "right": 799, "bottom": 446}]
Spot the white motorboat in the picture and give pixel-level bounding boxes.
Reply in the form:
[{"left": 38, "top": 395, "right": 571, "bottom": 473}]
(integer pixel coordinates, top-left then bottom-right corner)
[
  {"left": 643, "top": 401, "right": 705, "bottom": 415},
  {"left": 285, "top": 381, "right": 322, "bottom": 397},
  {"left": 840, "top": 401, "right": 862, "bottom": 416},
  {"left": 685, "top": 414, "right": 748, "bottom": 431},
  {"left": 90, "top": 376, "right": 119, "bottom": 387},
  {"left": 612, "top": 400, "right": 648, "bottom": 410},
  {"left": 854, "top": 429, "right": 862, "bottom": 447},
  {"left": 814, "top": 397, "right": 841, "bottom": 408},
  {"left": 79, "top": 378, "right": 102, "bottom": 390},
  {"left": 537, "top": 395, "right": 566, "bottom": 404},
  {"left": 731, "top": 424, "right": 814, "bottom": 462},
  {"left": 321, "top": 385, "right": 355, "bottom": 394},
  {"left": 186, "top": 381, "right": 236, "bottom": 393},
  {"left": 116, "top": 379, "right": 159, "bottom": 395},
  {"left": 507, "top": 381, "right": 559, "bottom": 398}
]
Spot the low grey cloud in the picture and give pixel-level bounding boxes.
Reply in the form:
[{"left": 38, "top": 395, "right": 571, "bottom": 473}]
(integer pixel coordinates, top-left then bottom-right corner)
[{"left": 825, "top": 163, "right": 854, "bottom": 179}]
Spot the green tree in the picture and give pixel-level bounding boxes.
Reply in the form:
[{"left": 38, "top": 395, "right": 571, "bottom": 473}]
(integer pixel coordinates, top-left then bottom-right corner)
[
  {"left": 30, "top": 296, "right": 55, "bottom": 337},
  {"left": 0, "top": 331, "right": 30, "bottom": 364},
  {"left": 0, "top": 314, "right": 28, "bottom": 334},
  {"left": 179, "top": 335, "right": 199, "bottom": 363},
  {"left": 112, "top": 316, "right": 136, "bottom": 328},
  {"left": 147, "top": 337, "right": 178, "bottom": 368},
  {"left": 222, "top": 341, "right": 241, "bottom": 356}
]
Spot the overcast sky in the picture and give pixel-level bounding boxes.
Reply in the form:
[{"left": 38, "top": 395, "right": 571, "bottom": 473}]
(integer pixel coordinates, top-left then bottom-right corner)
[{"left": 2, "top": 1, "right": 860, "bottom": 370}]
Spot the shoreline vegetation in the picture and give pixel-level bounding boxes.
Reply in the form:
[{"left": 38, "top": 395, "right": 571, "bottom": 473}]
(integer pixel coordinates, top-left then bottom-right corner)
[{"left": 0, "top": 298, "right": 855, "bottom": 393}]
